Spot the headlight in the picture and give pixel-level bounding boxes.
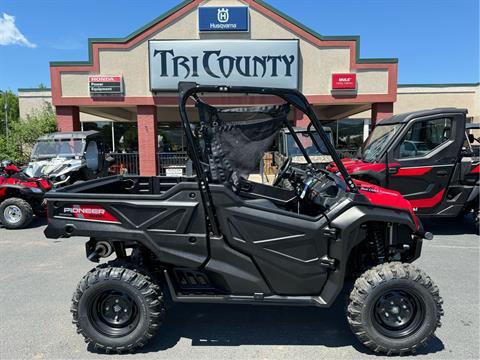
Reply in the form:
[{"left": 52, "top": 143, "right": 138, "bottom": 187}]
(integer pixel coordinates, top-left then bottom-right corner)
[
  {"left": 60, "top": 174, "right": 66, "bottom": 180},
  {"left": 30, "top": 187, "right": 43, "bottom": 194}
]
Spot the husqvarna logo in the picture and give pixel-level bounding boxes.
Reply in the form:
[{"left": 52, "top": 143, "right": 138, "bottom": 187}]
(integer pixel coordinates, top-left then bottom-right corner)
[
  {"left": 217, "top": 8, "right": 229, "bottom": 23},
  {"left": 198, "top": 6, "right": 249, "bottom": 32}
]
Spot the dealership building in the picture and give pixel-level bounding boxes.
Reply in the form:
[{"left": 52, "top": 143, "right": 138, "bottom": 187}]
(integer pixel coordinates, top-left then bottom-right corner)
[{"left": 18, "top": 0, "right": 480, "bottom": 176}]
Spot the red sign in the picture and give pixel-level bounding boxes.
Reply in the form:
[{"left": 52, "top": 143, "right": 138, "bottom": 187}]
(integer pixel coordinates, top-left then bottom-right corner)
[
  {"left": 332, "top": 73, "right": 357, "bottom": 90},
  {"left": 88, "top": 76, "right": 122, "bottom": 83}
]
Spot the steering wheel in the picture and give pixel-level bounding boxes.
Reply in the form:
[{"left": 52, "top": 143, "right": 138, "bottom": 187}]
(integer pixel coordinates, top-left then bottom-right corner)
[{"left": 273, "top": 157, "right": 292, "bottom": 187}]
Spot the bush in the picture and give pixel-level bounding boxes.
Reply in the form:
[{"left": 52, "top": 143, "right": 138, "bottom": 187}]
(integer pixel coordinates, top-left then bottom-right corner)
[{"left": 0, "top": 104, "right": 57, "bottom": 163}]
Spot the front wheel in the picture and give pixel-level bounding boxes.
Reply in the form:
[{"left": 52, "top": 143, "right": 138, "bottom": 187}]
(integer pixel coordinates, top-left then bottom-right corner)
[
  {"left": 71, "top": 262, "right": 165, "bottom": 353},
  {"left": 347, "top": 262, "right": 443, "bottom": 355},
  {"left": 0, "top": 197, "right": 34, "bottom": 229}
]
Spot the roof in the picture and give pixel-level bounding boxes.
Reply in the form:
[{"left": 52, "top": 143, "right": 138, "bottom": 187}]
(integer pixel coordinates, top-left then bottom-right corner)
[
  {"left": 37, "top": 131, "right": 100, "bottom": 141},
  {"left": 466, "top": 123, "right": 480, "bottom": 130},
  {"left": 378, "top": 108, "right": 468, "bottom": 125}
]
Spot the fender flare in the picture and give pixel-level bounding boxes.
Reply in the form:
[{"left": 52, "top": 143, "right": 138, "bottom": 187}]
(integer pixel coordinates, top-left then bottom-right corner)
[{"left": 319, "top": 205, "right": 419, "bottom": 306}]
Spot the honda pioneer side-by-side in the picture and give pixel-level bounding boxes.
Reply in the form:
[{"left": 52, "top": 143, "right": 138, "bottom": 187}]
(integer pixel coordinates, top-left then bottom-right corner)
[
  {"left": 327, "top": 109, "right": 479, "bottom": 221},
  {"left": 25, "top": 131, "right": 112, "bottom": 187},
  {"left": 44, "top": 84, "right": 443, "bottom": 355}
]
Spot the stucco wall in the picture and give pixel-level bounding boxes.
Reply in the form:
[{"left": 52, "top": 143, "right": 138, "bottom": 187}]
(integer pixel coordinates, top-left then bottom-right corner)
[
  {"left": 349, "top": 84, "right": 479, "bottom": 121},
  {"left": 18, "top": 90, "right": 52, "bottom": 119},
  {"left": 18, "top": 89, "right": 110, "bottom": 122},
  {"left": 59, "top": 0, "right": 390, "bottom": 98}
]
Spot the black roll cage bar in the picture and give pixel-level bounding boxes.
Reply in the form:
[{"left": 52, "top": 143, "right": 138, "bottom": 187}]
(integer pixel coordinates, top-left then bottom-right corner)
[{"left": 178, "top": 82, "right": 358, "bottom": 235}]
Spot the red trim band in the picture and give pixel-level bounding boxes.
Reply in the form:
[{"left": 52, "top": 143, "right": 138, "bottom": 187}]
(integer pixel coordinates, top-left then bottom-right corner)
[
  {"left": 394, "top": 167, "right": 433, "bottom": 176},
  {"left": 409, "top": 189, "right": 445, "bottom": 209}
]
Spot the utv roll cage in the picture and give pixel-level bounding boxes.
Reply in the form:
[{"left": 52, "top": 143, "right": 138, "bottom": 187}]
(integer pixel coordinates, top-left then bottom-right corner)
[{"left": 178, "top": 82, "right": 358, "bottom": 236}]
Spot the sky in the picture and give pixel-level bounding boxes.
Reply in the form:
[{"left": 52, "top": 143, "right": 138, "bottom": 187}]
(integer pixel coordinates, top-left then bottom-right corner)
[{"left": 0, "top": 0, "right": 478, "bottom": 92}]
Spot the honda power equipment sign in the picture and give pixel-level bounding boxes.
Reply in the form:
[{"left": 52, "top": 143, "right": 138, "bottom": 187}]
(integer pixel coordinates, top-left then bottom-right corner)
[
  {"left": 149, "top": 40, "right": 299, "bottom": 90},
  {"left": 88, "top": 76, "right": 123, "bottom": 96},
  {"left": 198, "top": 6, "right": 249, "bottom": 32}
]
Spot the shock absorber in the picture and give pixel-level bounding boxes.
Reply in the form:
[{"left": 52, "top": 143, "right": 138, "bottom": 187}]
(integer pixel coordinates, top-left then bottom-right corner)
[{"left": 370, "top": 223, "right": 386, "bottom": 263}]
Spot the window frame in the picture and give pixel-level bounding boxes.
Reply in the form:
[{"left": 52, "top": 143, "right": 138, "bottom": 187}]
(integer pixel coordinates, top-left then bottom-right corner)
[{"left": 393, "top": 116, "right": 456, "bottom": 161}]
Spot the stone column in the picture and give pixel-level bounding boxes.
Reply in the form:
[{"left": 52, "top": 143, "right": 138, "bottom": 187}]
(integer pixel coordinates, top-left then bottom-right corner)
[
  {"left": 371, "top": 102, "right": 394, "bottom": 128},
  {"left": 56, "top": 106, "right": 80, "bottom": 132}
]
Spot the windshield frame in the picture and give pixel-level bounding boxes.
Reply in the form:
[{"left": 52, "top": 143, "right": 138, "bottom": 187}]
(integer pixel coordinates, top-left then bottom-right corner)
[
  {"left": 284, "top": 131, "right": 330, "bottom": 157},
  {"left": 31, "top": 138, "right": 87, "bottom": 159},
  {"left": 361, "top": 123, "right": 403, "bottom": 162}
]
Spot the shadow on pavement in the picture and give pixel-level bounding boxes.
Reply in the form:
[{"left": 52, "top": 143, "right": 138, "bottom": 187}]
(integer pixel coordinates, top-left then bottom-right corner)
[
  {"left": 87, "top": 287, "right": 444, "bottom": 356},
  {"left": 0, "top": 216, "right": 47, "bottom": 230},
  {"left": 422, "top": 214, "right": 478, "bottom": 236}
]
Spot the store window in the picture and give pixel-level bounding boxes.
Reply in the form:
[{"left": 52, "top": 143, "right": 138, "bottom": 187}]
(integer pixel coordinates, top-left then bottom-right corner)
[
  {"left": 158, "top": 127, "right": 186, "bottom": 153},
  {"left": 324, "top": 118, "right": 365, "bottom": 157},
  {"left": 82, "top": 121, "right": 113, "bottom": 152},
  {"left": 82, "top": 121, "right": 138, "bottom": 153}
]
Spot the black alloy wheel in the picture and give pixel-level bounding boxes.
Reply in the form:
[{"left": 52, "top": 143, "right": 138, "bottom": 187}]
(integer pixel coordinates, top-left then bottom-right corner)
[
  {"left": 89, "top": 289, "right": 140, "bottom": 338},
  {"left": 372, "top": 289, "right": 425, "bottom": 339},
  {"left": 72, "top": 261, "right": 165, "bottom": 353}
]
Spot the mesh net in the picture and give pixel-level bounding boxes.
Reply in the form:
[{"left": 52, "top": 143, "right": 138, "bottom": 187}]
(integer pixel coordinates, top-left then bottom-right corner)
[{"left": 196, "top": 102, "right": 290, "bottom": 184}]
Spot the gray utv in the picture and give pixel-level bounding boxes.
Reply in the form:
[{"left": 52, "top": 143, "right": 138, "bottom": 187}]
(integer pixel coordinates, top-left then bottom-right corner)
[{"left": 25, "top": 131, "right": 111, "bottom": 187}]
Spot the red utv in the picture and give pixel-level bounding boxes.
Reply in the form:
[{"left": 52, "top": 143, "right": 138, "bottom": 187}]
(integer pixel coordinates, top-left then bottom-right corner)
[
  {"left": 0, "top": 160, "right": 52, "bottom": 229},
  {"left": 327, "top": 109, "right": 479, "bottom": 222}
]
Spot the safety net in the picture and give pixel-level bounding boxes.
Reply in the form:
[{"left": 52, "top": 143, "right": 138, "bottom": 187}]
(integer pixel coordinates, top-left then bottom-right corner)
[{"left": 195, "top": 102, "right": 290, "bottom": 185}]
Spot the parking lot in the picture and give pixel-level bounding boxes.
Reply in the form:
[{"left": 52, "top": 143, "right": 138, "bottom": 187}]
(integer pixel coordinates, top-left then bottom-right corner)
[{"left": 0, "top": 217, "right": 478, "bottom": 360}]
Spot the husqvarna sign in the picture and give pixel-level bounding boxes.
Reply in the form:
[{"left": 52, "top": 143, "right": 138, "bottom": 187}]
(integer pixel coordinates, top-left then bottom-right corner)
[
  {"left": 149, "top": 40, "right": 299, "bottom": 90},
  {"left": 198, "top": 6, "right": 249, "bottom": 32}
]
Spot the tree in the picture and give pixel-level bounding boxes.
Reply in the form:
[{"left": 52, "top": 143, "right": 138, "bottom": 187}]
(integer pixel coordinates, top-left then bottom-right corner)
[
  {"left": 0, "top": 90, "right": 20, "bottom": 137},
  {"left": 0, "top": 103, "right": 57, "bottom": 162}
]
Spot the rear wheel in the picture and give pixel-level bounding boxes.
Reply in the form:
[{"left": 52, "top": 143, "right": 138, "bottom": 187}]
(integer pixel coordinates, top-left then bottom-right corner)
[
  {"left": 0, "top": 197, "right": 34, "bottom": 229},
  {"left": 347, "top": 262, "right": 443, "bottom": 355},
  {"left": 71, "top": 262, "right": 165, "bottom": 353}
]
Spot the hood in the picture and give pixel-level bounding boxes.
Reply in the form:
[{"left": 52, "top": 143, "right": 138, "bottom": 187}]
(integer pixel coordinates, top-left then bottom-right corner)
[
  {"left": 25, "top": 158, "right": 84, "bottom": 179},
  {"left": 326, "top": 158, "right": 387, "bottom": 174},
  {"left": 353, "top": 179, "right": 420, "bottom": 230}
]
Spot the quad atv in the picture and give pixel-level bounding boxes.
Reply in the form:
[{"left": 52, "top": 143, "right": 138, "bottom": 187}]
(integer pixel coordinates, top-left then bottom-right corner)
[
  {"left": 326, "top": 109, "right": 479, "bottom": 222},
  {"left": 44, "top": 83, "right": 443, "bottom": 355},
  {"left": 24, "top": 131, "right": 112, "bottom": 187},
  {"left": 0, "top": 160, "right": 51, "bottom": 229}
]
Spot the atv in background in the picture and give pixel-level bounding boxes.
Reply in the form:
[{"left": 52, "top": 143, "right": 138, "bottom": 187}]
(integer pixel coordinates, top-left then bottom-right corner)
[
  {"left": 327, "top": 109, "right": 479, "bottom": 221},
  {"left": 24, "top": 131, "right": 113, "bottom": 187},
  {"left": 0, "top": 160, "right": 52, "bottom": 229},
  {"left": 44, "top": 83, "right": 443, "bottom": 355}
]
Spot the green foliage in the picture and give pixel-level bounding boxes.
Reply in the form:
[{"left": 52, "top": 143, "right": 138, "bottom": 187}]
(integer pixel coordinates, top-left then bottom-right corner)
[
  {"left": 0, "top": 104, "right": 57, "bottom": 163},
  {"left": 0, "top": 91, "right": 20, "bottom": 137}
]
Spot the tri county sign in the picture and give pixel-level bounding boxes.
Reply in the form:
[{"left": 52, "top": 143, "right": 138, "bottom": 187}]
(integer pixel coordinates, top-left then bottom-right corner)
[{"left": 149, "top": 40, "right": 299, "bottom": 91}]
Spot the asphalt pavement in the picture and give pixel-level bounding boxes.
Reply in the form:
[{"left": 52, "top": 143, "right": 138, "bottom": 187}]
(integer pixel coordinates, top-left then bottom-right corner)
[{"left": 0, "top": 216, "right": 479, "bottom": 360}]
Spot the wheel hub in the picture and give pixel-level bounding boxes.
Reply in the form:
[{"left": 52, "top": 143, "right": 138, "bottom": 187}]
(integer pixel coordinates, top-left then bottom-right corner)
[
  {"left": 89, "top": 289, "right": 139, "bottom": 337},
  {"left": 3, "top": 205, "right": 22, "bottom": 224},
  {"left": 373, "top": 289, "right": 424, "bottom": 338}
]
